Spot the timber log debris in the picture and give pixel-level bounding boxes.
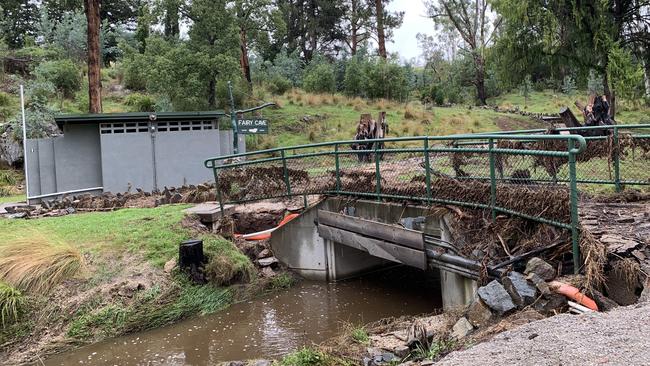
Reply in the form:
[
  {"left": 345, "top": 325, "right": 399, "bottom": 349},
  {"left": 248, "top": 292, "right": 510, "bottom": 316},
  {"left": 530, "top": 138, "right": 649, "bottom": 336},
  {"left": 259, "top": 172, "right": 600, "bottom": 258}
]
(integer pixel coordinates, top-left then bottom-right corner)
[{"left": 559, "top": 94, "right": 615, "bottom": 136}]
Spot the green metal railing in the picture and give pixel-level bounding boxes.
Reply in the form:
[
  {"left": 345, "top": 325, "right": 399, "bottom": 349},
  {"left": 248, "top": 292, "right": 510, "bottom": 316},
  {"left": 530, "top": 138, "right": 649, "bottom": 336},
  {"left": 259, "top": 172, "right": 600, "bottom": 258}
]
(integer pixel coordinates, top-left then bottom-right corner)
[{"left": 204, "top": 124, "right": 650, "bottom": 273}]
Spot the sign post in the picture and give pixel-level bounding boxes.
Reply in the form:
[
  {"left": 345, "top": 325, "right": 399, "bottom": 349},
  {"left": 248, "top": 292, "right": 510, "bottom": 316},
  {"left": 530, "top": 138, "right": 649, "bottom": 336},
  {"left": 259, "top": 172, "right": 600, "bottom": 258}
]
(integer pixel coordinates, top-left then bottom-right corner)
[{"left": 227, "top": 81, "right": 275, "bottom": 154}]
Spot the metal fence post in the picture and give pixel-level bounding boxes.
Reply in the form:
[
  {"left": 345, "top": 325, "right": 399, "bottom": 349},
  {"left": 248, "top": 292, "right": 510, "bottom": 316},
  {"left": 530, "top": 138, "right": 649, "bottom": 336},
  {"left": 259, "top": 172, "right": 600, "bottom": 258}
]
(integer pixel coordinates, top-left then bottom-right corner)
[
  {"left": 212, "top": 167, "right": 225, "bottom": 217},
  {"left": 423, "top": 138, "right": 432, "bottom": 202},
  {"left": 568, "top": 138, "right": 581, "bottom": 274},
  {"left": 374, "top": 142, "right": 381, "bottom": 201},
  {"left": 613, "top": 126, "right": 622, "bottom": 192},
  {"left": 488, "top": 139, "right": 497, "bottom": 221},
  {"left": 334, "top": 144, "right": 341, "bottom": 193},
  {"left": 281, "top": 150, "right": 292, "bottom": 196}
]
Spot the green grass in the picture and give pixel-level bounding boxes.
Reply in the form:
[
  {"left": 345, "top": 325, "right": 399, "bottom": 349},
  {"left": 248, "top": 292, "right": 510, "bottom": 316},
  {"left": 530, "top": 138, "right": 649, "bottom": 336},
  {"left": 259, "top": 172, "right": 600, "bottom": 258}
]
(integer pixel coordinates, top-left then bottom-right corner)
[
  {"left": 276, "top": 347, "right": 350, "bottom": 366},
  {"left": 350, "top": 326, "right": 369, "bottom": 345},
  {"left": 0, "top": 194, "right": 24, "bottom": 204},
  {"left": 0, "top": 281, "right": 24, "bottom": 327}
]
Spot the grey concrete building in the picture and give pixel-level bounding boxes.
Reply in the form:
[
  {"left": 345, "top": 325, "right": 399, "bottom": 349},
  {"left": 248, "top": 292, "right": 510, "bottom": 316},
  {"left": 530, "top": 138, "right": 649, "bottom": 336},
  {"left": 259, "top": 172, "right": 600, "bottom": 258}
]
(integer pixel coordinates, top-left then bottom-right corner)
[{"left": 25, "top": 112, "right": 244, "bottom": 202}]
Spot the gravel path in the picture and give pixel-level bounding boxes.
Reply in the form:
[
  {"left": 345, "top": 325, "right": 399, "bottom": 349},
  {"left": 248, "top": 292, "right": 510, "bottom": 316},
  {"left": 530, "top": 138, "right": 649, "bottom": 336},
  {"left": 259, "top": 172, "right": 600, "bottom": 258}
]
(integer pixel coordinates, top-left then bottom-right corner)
[{"left": 438, "top": 303, "right": 650, "bottom": 366}]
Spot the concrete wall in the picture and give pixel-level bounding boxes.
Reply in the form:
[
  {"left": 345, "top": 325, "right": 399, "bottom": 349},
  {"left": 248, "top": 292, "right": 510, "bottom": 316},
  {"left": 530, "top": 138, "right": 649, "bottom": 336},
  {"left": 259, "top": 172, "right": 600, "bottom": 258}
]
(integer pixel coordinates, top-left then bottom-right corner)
[
  {"left": 26, "top": 123, "right": 246, "bottom": 198},
  {"left": 26, "top": 124, "right": 102, "bottom": 198},
  {"left": 439, "top": 215, "right": 477, "bottom": 310}
]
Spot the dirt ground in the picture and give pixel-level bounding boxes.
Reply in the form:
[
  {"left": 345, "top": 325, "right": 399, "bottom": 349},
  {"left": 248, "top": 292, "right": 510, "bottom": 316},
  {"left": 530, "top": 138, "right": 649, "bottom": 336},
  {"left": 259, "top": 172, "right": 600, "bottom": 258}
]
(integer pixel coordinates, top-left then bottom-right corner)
[{"left": 436, "top": 301, "right": 650, "bottom": 366}]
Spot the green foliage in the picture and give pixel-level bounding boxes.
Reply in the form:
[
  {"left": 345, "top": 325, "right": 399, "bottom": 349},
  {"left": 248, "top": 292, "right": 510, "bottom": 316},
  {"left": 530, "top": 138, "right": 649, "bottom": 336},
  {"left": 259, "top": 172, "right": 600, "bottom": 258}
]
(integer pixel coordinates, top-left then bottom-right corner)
[
  {"left": 350, "top": 326, "right": 369, "bottom": 344},
  {"left": 367, "top": 59, "right": 410, "bottom": 101},
  {"left": 343, "top": 54, "right": 370, "bottom": 97},
  {"left": 269, "top": 272, "right": 296, "bottom": 290},
  {"left": 607, "top": 45, "right": 645, "bottom": 100},
  {"left": 587, "top": 70, "right": 604, "bottom": 95},
  {"left": 561, "top": 75, "right": 576, "bottom": 96},
  {"left": 124, "top": 93, "right": 156, "bottom": 112},
  {"left": 303, "top": 63, "right": 336, "bottom": 94},
  {"left": 277, "top": 347, "right": 336, "bottom": 366},
  {"left": 0, "top": 281, "right": 24, "bottom": 327},
  {"left": 267, "top": 74, "right": 293, "bottom": 95},
  {"left": 34, "top": 59, "right": 81, "bottom": 98},
  {"left": 413, "top": 339, "right": 457, "bottom": 361}
]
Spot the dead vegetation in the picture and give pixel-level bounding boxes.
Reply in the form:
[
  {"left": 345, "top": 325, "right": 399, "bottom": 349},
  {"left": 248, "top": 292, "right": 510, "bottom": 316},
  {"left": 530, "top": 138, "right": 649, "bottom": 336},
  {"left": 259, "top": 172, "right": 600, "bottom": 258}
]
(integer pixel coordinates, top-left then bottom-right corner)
[{"left": 0, "top": 234, "right": 85, "bottom": 294}]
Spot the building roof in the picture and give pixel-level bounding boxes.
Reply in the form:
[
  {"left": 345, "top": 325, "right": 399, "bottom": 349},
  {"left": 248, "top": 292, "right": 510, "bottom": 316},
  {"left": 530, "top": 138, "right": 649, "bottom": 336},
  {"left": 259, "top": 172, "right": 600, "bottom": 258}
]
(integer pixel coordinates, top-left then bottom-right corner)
[{"left": 54, "top": 111, "right": 227, "bottom": 129}]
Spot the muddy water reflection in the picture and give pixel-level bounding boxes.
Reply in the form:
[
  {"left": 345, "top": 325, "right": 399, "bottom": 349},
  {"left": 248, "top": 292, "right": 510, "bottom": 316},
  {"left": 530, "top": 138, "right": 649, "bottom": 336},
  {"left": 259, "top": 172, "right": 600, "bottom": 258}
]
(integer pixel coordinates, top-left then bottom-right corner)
[{"left": 44, "top": 268, "right": 441, "bottom": 365}]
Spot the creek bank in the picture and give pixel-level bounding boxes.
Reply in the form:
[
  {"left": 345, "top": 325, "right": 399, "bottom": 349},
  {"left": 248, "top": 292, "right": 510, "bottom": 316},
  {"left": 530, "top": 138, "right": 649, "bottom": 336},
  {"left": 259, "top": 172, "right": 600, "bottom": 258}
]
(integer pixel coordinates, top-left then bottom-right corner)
[{"left": 0, "top": 202, "right": 299, "bottom": 366}]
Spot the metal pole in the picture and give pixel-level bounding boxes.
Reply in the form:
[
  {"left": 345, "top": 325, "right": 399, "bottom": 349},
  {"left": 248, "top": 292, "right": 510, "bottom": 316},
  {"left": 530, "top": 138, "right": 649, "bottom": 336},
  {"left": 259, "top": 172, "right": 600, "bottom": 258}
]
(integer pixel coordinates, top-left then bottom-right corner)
[
  {"left": 568, "top": 138, "right": 581, "bottom": 274},
  {"left": 20, "top": 85, "right": 29, "bottom": 201},
  {"left": 374, "top": 143, "right": 381, "bottom": 201},
  {"left": 423, "top": 138, "right": 431, "bottom": 202},
  {"left": 612, "top": 126, "right": 621, "bottom": 192},
  {"left": 488, "top": 139, "right": 497, "bottom": 221},
  {"left": 334, "top": 144, "right": 341, "bottom": 193},
  {"left": 228, "top": 81, "right": 238, "bottom": 154}
]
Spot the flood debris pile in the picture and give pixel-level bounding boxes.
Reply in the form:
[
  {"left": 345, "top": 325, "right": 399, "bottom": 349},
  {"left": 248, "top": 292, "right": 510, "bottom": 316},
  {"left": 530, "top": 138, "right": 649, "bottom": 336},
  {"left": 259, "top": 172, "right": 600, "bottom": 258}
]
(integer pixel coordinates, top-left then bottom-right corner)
[
  {"left": 1, "top": 183, "right": 219, "bottom": 218},
  {"left": 217, "top": 166, "right": 309, "bottom": 202}
]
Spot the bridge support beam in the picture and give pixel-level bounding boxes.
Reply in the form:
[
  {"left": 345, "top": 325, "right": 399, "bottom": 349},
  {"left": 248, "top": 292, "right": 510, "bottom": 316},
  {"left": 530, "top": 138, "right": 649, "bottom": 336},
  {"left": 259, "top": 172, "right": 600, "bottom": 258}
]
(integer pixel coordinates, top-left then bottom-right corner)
[{"left": 439, "top": 216, "right": 477, "bottom": 310}]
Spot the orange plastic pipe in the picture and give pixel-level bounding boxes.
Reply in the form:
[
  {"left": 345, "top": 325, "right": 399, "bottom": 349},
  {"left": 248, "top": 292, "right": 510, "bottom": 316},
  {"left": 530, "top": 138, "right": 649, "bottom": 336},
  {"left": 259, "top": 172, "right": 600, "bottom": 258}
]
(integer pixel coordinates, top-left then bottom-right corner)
[
  {"left": 234, "top": 213, "right": 300, "bottom": 241},
  {"left": 549, "top": 281, "right": 599, "bottom": 311}
]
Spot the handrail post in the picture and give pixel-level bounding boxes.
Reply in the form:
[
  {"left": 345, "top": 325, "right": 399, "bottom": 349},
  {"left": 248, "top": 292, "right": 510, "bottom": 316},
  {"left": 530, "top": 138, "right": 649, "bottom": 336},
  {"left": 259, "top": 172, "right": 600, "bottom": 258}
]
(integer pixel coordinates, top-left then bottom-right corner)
[
  {"left": 488, "top": 138, "right": 497, "bottom": 221},
  {"left": 423, "top": 138, "right": 432, "bottom": 202},
  {"left": 374, "top": 142, "right": 381, "bottom": 201},
  {"left": 212, "top": 167, "right": 225, "bottom": 217},
  {"left": 568, "top": 138, "right": 581, "bottom": 274},
  {"left": 334, "top": 144, "right": 341, "bottom": 193},
  {"left": 281, "top": 150, "right": 292, "bottom": 196},
  {"left": 613, "top": 126, "right": 622, "bottom": 192}
]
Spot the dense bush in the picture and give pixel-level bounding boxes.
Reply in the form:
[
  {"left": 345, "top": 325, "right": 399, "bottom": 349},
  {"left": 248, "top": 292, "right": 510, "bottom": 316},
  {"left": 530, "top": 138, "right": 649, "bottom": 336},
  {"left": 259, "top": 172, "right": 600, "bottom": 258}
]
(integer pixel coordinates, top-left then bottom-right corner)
[
  {"left": 303, "top": 63, "right": 336, "bottom": 94},
  {"left": 120, "top": 52, "right": 148, "bottom": 91},
  {"left": 266, "top": 74, "right": 292, "bottom": 95},
  {"left": 124, "top": 93, "right": 156, "bottom": 112},
  {"left": 34, "top": 60, "right": 81, "bottom": 98}
]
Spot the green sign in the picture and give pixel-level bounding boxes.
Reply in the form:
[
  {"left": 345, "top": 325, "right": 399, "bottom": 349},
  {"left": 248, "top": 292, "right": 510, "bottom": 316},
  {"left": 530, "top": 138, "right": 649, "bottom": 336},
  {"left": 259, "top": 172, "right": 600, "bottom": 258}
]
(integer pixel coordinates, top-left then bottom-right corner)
[{"left": 237, "top": 118, "right": 269, "bottom": 134}]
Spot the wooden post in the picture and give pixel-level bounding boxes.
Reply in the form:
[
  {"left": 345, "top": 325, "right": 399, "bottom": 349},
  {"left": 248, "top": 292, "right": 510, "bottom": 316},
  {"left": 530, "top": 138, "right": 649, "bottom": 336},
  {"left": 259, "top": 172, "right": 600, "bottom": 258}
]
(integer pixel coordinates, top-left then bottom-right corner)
[
  {"left": 559, "top": 107, "right": 582, "bottom": 128},
  {"left": 179, "top": 239, "right": 206, "bottom": 283}
]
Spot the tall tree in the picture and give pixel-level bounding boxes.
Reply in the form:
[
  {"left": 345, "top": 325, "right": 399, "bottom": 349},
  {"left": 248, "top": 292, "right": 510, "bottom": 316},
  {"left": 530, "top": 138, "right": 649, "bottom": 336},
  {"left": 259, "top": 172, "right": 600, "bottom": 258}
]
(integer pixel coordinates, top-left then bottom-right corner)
[
  {"left": 185, "top": 0, "right": 240, "bottom": 108},
  {"left": 84, "top": 0, "right": 102, "bottom": 113},
  {"left": 342, "top": 0, "right": 373, "bottom": 55},
  {"left": 1, "top": 0, "right": 38, "bottom": 48},
  {"left": 372, "top": 0, "right": 404, "bottom": 58},
  {"left": 276, "top": 0, "right": 347, "bottom": 61},
  {"left": 162, "top": 0, "right": 180, "bottom": 38},
  {"left": 233, "top": 0, "right": 280, "bottom": 87},
  {"left": 426, "top": 0, "right": 500, "bottom": 105}
]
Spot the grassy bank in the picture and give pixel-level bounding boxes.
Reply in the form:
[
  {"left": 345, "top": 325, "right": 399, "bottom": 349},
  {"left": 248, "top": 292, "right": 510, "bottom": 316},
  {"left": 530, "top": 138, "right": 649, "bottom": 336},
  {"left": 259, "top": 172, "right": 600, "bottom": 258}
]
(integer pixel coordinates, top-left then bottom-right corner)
[{"left": 0, "top": 205, "right": 256, "bottom": 364}]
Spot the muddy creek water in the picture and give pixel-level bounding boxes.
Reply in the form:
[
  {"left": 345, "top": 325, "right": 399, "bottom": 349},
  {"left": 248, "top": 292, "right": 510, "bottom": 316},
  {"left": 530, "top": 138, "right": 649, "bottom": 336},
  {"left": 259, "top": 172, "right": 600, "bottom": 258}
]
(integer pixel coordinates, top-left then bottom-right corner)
[{"left": 44, "top": 268, "right": 441, "bottom": 365}]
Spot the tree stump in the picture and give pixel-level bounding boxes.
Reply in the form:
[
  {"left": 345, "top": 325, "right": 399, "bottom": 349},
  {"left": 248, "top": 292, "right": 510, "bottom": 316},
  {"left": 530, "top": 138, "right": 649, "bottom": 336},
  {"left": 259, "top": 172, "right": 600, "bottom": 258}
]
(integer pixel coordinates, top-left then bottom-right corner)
[{"left": 179, "top": 239, "right": 206, "bottom": 283}]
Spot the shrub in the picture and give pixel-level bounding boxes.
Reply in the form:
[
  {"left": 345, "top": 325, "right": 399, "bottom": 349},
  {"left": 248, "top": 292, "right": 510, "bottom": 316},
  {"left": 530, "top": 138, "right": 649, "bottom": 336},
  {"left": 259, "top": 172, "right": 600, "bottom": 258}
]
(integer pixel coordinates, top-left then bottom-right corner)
[
  {"left": 121, "top": 54, "right": 149, "bottom": 91},
  {"left": 124, "top": 93, "right": 156, "bottom": 112},
  {"left": 303, "top": 63, "right": 336, "bottom": 94},
  {"left": 561, "top": 75, "right": 576, "bottom": 96},
  {"left": 267, "top": 74, "right": 292, "bottom": 95},
  {"left": 34, "top": 59, "right": 81, "bottom": 98},
  {"left": 0, "top": 234, "right": 85, "bottom": 294},
  {"left": 0, "top": 282, "right": 24, "bottom": 327}
]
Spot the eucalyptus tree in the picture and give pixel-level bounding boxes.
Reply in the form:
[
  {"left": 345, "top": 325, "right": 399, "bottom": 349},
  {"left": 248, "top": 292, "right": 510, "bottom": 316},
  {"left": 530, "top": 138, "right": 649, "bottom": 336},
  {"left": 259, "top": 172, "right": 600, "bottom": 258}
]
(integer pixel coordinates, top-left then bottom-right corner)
[{"left": 425, "top": 0, "right": 501, "bottom": 105}]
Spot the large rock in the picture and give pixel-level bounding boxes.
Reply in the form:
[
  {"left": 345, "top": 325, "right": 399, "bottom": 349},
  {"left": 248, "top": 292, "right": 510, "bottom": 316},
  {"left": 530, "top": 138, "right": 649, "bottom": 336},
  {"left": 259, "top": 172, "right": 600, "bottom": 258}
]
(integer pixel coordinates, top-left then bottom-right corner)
[
  {"left": 477, "top": 280, "right": 516, "bottom": 315},
  {"left": 527, "top": 273, "right": 551, "bottom": 296},
  {"left": 451, "top": 317, "right": 474, "bottom": 339},
  {"left": 465, "top": 298, "right": 493, "bottom": 327},
  {"left": 525, "top": 257, "right": 556, "bottom": 281},
  {"left": 502, "top": 271, "right": 537, "bottom": 307},
  {"left": 533, "top": 293, "right": 567, "bottom": 314}
]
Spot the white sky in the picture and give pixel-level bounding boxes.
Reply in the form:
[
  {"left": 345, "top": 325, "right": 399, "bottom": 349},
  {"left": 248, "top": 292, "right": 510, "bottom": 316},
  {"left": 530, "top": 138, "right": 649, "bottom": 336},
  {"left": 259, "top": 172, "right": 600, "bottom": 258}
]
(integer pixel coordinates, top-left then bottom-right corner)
[{"left": 387, "top": 0, "right": 435, "bottom": 63}]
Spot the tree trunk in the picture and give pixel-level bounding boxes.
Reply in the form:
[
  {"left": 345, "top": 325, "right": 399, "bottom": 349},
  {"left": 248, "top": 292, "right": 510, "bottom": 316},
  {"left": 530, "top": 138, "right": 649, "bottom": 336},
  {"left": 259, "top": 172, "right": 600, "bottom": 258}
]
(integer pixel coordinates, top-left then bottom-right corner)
[
  {"left": 84, "top": 0, "right": 102, "bottom": 113},
  {"left": 239, "top": 27, "right": 252, "bottom": 88},
  {"left": 164, "top": 0, "right": 180, "bottom": 38},
  {"left": 375, "top": 0, "right": 386, "bottom": 58},
  {"left": 350, "top": 0, "right": 359, "bottom": 56},
  {"left": 208, "top": 78, "right": 216, "bottom": 108},
  {"left": 474, "top": 54, "right": 487, "bottom": 105},
  {"left": 603, "top": 72, "right": 616, "bottom": 118}
]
